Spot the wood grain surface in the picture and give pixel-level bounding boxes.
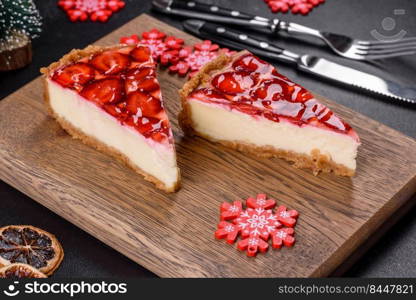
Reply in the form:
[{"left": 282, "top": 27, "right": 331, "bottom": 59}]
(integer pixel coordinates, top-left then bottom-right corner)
[{"left": 0, "top": 14, "right": 416, "bottom": 277}]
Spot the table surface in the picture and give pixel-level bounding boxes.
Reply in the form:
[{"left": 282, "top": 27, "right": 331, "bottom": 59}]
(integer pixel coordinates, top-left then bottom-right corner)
[{"left": 0, "top": 0, "right": 415, "bottom": 278}]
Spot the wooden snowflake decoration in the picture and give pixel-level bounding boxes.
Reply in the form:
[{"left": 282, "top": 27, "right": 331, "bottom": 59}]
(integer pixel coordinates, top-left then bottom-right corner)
[
  {"left": 120, "top": 29, "right": 236, "bottom": 78},
  {"left": 58, "top": 0, "right": 125, "bottom": 22},
  {"left": 215, "top": 194, "right": 299, "bottom": 257},
  {"left": 264, "top": 0, "right": 325, "bottom": 15}
]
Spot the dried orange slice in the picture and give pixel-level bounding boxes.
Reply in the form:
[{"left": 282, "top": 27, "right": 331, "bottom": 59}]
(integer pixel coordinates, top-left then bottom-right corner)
[
  {"left": 0, "top": 225, "right": 63, "bottom": 275},
  {"left": 0, "top": 263, "right": 47, "bottom": 278}
]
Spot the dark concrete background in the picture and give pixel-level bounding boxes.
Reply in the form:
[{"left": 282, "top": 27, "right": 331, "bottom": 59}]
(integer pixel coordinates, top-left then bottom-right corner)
[{"left": 0, "top": 0, "right": 415, "bottom": 277}]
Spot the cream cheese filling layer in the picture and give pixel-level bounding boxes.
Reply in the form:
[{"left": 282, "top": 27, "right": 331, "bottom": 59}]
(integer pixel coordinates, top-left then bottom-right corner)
[
  {"left": 47, "top": 79, "right": 178, "bottom": 189},
  {"left": 188, "top": 99, "right": 359, "bottom": 170}
]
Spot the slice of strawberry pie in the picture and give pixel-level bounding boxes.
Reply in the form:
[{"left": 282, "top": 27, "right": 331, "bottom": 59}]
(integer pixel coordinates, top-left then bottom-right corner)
[
  {"left": 41, "top": 45, "right": 180, "bottom": 192},
  {"left": 179, "top": 51, "right": 360, "bottom": 176}
]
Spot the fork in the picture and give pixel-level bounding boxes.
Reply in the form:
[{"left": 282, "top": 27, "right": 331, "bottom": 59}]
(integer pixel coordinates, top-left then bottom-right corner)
[
  {"left": 279, "top": 22, "right": 416, "bottom": 60},
  {"left": 153, "top": 0, "right": 416, "bottom": 60}
]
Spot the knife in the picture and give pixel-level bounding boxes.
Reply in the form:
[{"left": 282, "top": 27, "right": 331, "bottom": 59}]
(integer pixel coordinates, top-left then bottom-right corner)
[
  {"left": 183, "top": 19, "right": 416, "bottom": 104},
  {"left": 152, "top": 0, "right": 276, "bottom": 33}
]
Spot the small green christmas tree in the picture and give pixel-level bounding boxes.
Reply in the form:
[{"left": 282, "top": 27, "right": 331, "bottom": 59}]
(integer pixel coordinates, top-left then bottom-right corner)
[{"left": 0, "top": 0, "right": 42, "bottom": 71}]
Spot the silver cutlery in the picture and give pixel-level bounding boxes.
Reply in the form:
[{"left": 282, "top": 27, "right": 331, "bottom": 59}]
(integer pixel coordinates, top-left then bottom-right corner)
[
  {"left": 153, "top": 0, "right": 416, "bottom": 60},
  {"left": 183, "top": 19, "right": 416, "bottom": 104}
]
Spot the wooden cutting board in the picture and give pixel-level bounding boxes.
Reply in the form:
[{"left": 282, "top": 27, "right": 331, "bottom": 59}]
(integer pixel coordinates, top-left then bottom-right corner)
[{"left": 1, "top": 14, "right": 416, "bottom": 277}]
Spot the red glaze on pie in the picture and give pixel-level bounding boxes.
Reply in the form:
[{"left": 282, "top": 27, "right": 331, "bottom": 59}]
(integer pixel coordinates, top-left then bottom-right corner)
[
  {"left": 189, "top": 53, "right": 359, "bottom": 141},
  {"left": 49, "top": 45, "right": 173, "bottom": 144},
  {"left": 180, "top": 51, "right": 360, "bottom": 176},
  {"left": 42, "top": 45, "right": 180, "bottom": 192}
]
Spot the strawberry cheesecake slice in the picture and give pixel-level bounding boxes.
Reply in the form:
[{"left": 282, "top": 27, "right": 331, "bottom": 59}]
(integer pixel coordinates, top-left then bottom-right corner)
[
  {"left": 179, "top": 51, "right": 360, "bottom": 176},
  {"left": 41, "top": 45, "right": 180, "bottom": 192}
]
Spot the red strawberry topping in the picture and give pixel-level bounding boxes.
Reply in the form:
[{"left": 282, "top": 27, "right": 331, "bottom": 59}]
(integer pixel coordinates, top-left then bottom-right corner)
[
  {"left": 252, "top": 80, "right": 285, "bottom": 101},
  {"left": 232, "top": 54, "right": 270, "bottom": 73},
  {"left": 125, "top": 67, "right": 155, "bottom": 81},
  {"left": 50, "top": 45, "right": 173, "bottom": 144},
  {"left": 124, "top": 67, "right": 157, "bottom": 93},
  {"left": 212, "top": 71, "right": 257, "bottom": 95},
  {"left": 188, "top": 53, "right": 357, "bottom": 138},
  {"left": 124, "top": 115, "right": 156, "bottom": 135},
  {"left": 136, "top": 76, "right": 159, "bottom": 92},
  {"left": 103, "top": 104, "right": 120, "bottom": 117},
  {"left": 124, "top": 116, "right": 169, "bottom": 142},
  {"left": 81, "top": 78, "right": 124, "bottom": 105},
  {"left": 52, "top": 62, "right": 95, "bottom": 89},
  {"left": 189, "top": 88, "right": 230, "bottom": 104},
  {"left": 90, "top": 51, "right": 130, "bottom": 75},
  {"left": 150, "top": 119, "right": 170, "bottom": 142},
  {"left": 126, "top": 91, "right": 162, "bottom": 117},
  {"left": 130, "top": 46, "right": 151, "bottom": 62}
]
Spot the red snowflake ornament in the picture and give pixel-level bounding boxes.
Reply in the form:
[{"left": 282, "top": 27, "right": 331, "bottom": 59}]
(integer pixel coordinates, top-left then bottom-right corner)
[
  {"left": 220, "top": 48, "right": 238, "bottom": 57},
  {"left": 120, "top": 34, "right": 139, "bottom": 45},
  {"left": 194, "top": 40, "right": 220, "bottom": 52},
  {"left": 247, "top": 193, "right": 276, "bottom": 209},
  {"left": 107, "top": 0, "right": 125, "bottom": 11},
  {"left": 271, "top": 227, "right": 295, "bottom": 248},
  {"left": 169, "top": 50, "right": 219, "bottom": 78},
  {"left": 220, "top": 201, "right": 243, "bottom": 221},
  {"left": 138, "top": 29, "right": 170, "bottom": 60},
  {"left": 185, "top": 51, "right": 218, "bottom": 72},
  {"left": 169, "top": 40, "right": 223, "bottom": 78},
  {"left": 215, "top": 221, "right": 239, "bottom": 244},
  {"left": 119, "top": 29, "right": 235, "bottom": 77},
  {"left": 276, "top": 205, "right": 299, "bottom": 227},
  {"left": 58, "top": 0, "right": 125, "bottom": 22},
  {"left": 238, "top": 235, "right": 270, "bottom": 256},
  {"left": 236, "top": 207, "right": 281, "bottom": 239},
  {"left": 160, "top": 50, "right": 180, "bottom": 66},
  {"left": 215, "top": 194, "right": 299, "bottom": 257},
  {"left": 309, "top": 0, "right": 325, "bottom": 5},
  {"left": 168, "top": 60, "right": 190, "bottom": 77},
  {"left": 291, "top": 0, "right": 313, "bottom": 15},
  {"left": 178, "top": 46, "right": 193, "bottom": 59},
  {"left": 165, "top": 36, "right": 184, "bottom": 50},
  {"left": 142, "top": 29, "right": 166, "bottom": 40},
  {"left": 266, "top": 0, "right": 291, "bottom": 13},
  {"left": 140, "top": 39, "right": 167, "bottom": 60},
  {"left": 264, "top": 0, "right": 325, "bottom": 15},
  {"left": 235, "top": 208, "right": 281, "bottom": 257}
]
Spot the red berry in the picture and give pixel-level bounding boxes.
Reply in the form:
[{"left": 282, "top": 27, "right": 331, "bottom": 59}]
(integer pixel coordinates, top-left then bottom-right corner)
[
  {"left": 124, "top": 67, "right": 155, "bottom": 93},
  {"left": 103, "top": 104, "right": 119, "bottom": 116},
  {"left": 252, "top": 80, "right": 288, "bottom": 101},
  {"left": 125, "top": 116, "right": 167, "bottom": 141},
  {"left": 136, "top": 76, "right": 159, "bottom": 92},
  {"left": 232, "top": 54, "right": 270, "bottom": 73},
  {"left": 125, "top": 91, "right": 162, "bottom": 117},
  {"left": 150, "top": 119, "right": 170, "bottom": 142},
  {"left": 151, "top": 131, "right": 168, "bottom": 142},
  {"left": 130, "top": 46, "right": 151, "bottom": 62},
  {"left": 103, "top": 104, "right": 128, "bottom": 121},
  {"left": 212, "top": 71, "right": 256, "bottom": 95},
  {"left": 81, "top": 78, "right": 124, "bottom": 105},
  {"left": 90, "top": 50, "right": 130, "bottom": 75},
  {"left": 52, "top": 62, "right": 95, "bottom": 89},
  {"left": 264, "top": 111, "right": 280, "bottom": 122}
]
